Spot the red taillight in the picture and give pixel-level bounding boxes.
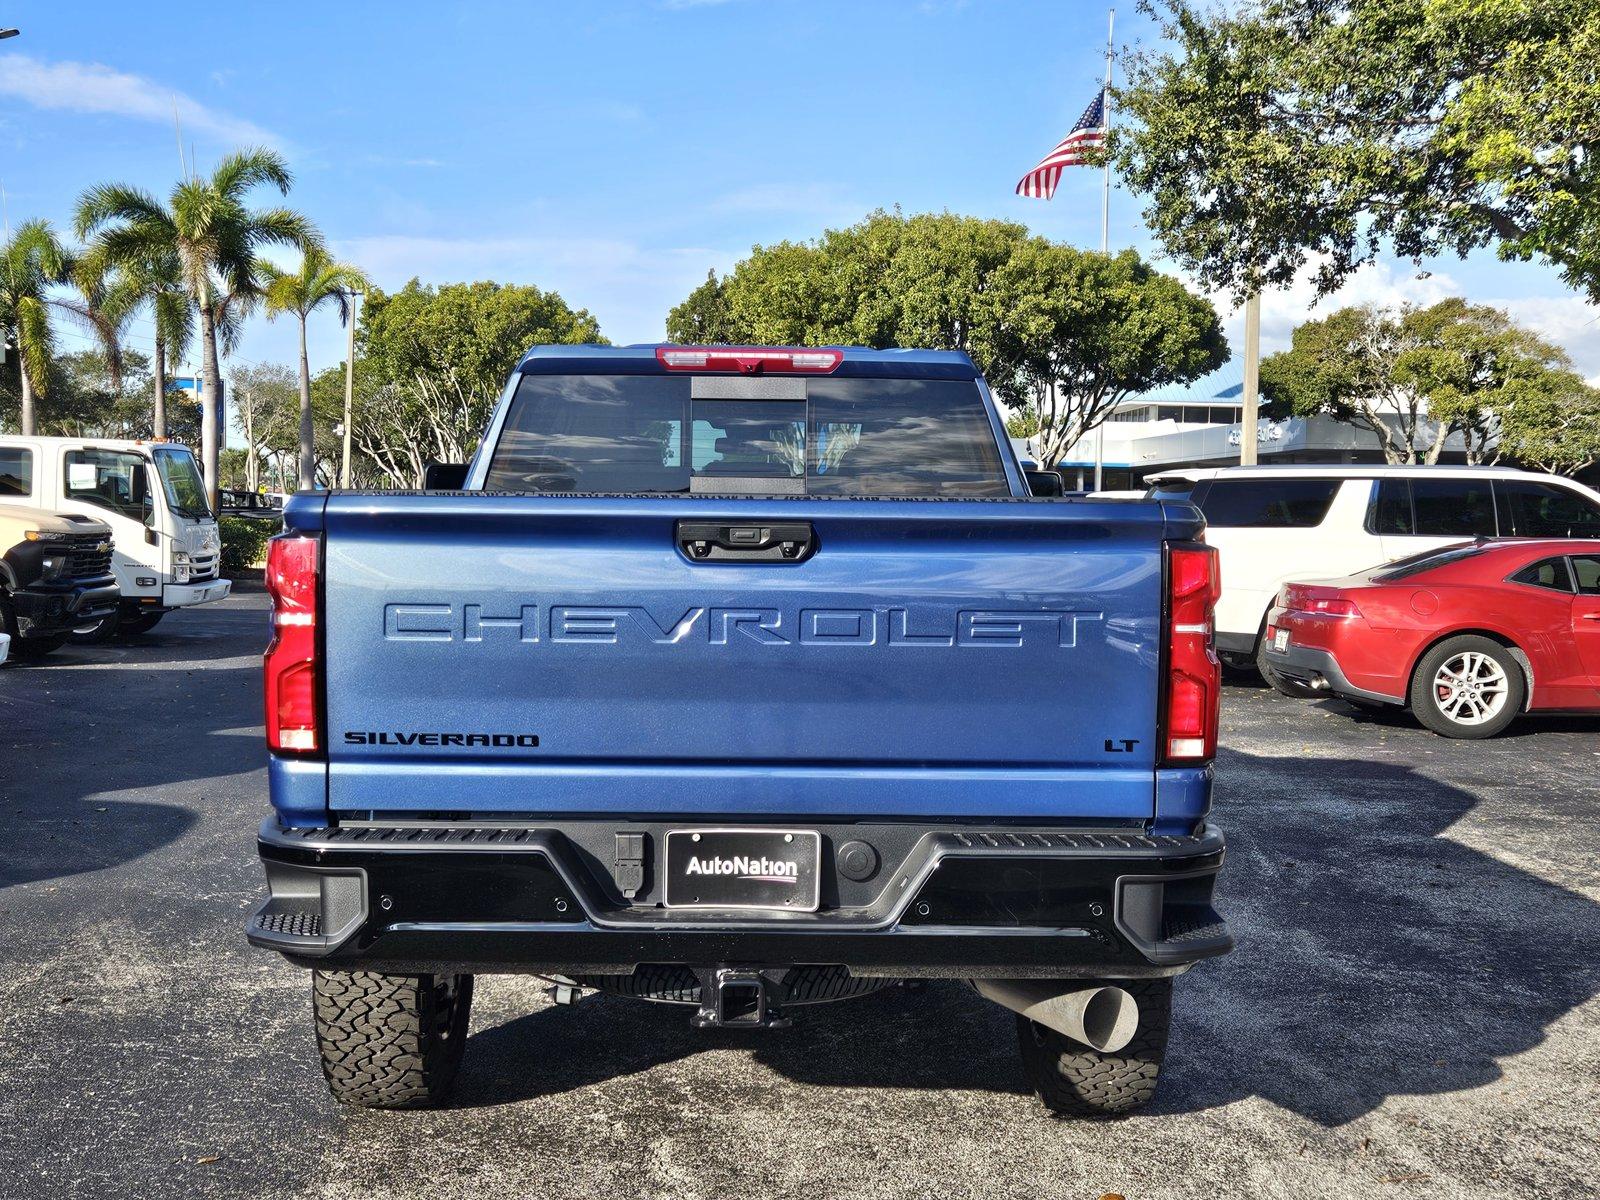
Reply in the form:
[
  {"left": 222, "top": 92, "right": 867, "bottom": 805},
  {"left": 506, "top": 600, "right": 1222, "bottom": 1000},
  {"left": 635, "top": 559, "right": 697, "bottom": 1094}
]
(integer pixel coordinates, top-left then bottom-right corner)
[
  {"left": 1162, "top": 543, "right": 1221, "bottom": 764},
  {"left": 1304, "top": 597, "right": 1361, "bottom": 617},
  {"left": 655, "top": 346, "right": 843, "bottom": 374},
  {"left": 264, "top": 534, "right": 320, "bottom": 755}
]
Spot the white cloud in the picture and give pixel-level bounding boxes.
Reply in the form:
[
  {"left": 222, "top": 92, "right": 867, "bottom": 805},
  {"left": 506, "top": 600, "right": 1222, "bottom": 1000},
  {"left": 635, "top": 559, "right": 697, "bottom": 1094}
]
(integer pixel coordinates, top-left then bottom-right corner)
[
  {"left": 0, "top": 54, "right": 281, "bottom": 148},
  {"left": 660, "top": 0, "right": 743, "bottom": 8},
  {"left": 1492, "top": 294, "right": 1600, "bottom": 383}
]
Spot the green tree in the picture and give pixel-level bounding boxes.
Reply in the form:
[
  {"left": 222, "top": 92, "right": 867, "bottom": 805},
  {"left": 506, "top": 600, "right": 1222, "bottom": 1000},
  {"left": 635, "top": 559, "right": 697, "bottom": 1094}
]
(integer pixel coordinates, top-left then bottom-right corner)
[
  {"left": 667, "top": 213, "right": 1227, "bottom": 469},
  {"left": 95, "top": 246, "right": 193, "bottom": 439},
  {"left": 1262, "top": 306, "right": 1443, "bottom": 463},
  {"left": 1111, "top": 0, "right": 1600, "bottom": 302},
  {"left": 0, "top": 220, "right": 120, "bottom": 435},
  {"left": 1493, "top": 371, "right": 1600, "bottom": 475},
  {"left": 1391, "top": 299, "right": 1572, "bottom": 463},
  {"left": 1261, "top": 299, "right": 1583, "bottom": 464},
  {"left": 352, "top": 279, "right": 604, "bottom": 486},
  {"left": 261, "top": 247, "right": 370, "bottom": 488},
  {"left": 76, "top": 148, "right": 320, "bottom": 505},
  {"left": 1005, "top": 408, "right": 1040, "bottom": 441},
  {"left": 669, "top": 211, "right": 1033, "bottom": 368},
  {"left": 666, "top": 269, "right": 737, "bottom": 344},
  {"left": 986, "top": 244, "right": 1229, "bottom": 470}
]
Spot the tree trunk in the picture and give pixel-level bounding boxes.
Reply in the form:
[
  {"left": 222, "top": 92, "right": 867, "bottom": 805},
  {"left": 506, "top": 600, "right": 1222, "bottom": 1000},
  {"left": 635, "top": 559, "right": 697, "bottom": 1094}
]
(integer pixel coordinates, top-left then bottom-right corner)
[
  {"left": 18, "top": 362, "right": 35, "bottom": 436},
  {"left": 198, "top": 305, "right": 222, "bottom": 511},
  {"left": 152, "top": 336, "right": 167, "bottom": 439},
  {"left": 1424, "top": 420, "right": 1449, "bottom": 465},
  {"left": 297, "top": 315, "right": 315, "bottom": 490}
]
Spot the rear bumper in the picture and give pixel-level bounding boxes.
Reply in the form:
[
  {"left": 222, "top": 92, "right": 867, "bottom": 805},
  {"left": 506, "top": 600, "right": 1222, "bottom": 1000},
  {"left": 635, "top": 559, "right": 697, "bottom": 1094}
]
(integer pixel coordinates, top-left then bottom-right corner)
[
  {"left": 1261, "top": 634, "right": 1403, "bottom": 704},
  {"left": 248, "top": 818, "right": 1232, "bottom": 980},
  {"left": 162, "top": 577, "right": 232, "bottom": 608}
]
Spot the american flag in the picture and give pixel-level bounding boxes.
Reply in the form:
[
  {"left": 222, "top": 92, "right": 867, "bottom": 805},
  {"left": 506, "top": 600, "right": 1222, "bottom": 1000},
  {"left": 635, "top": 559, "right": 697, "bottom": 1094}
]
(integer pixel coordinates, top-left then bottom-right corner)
[{"left": 1015, "top": 89, "right": 1106, "bottom": 200}]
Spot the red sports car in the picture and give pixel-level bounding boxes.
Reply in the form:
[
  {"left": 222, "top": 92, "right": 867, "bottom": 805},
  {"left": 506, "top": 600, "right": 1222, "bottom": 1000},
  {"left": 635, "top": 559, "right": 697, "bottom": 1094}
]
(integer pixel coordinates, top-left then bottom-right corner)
[{"left": 1261, "top": 539, "right": 1600, "bottom": 738}]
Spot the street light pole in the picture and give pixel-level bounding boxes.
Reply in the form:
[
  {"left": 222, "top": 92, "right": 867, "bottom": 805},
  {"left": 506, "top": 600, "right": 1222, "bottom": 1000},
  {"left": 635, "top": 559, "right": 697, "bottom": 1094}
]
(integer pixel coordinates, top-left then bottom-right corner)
[
  {"left": 1240, "top": 292, "right": 1261, "bottom": 465},
  {"left": 339, "top": 290, "right": 360, "bottom": 489},
  {"left": 0, "top": 29, "right": 20, "bottom": 39}
]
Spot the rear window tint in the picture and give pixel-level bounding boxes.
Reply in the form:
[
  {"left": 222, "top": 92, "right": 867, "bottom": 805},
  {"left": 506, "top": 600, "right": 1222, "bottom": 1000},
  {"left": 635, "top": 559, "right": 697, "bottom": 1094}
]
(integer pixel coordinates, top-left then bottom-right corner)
[
  {"left": 1373, "top": 544, "right": 1486, "bottom": 581},
  {"left": 483, "top": 374, "right": 1008, "bottom": 497},
  {"left": 1412, "top": 478, "right": 1497, "bottom": 537},
  {"left": 1369, "top": 478, "right": 1413, "bottom": 534},
  {"left": 1196, "top": 478, "right": 1340, "bottom": 528},
  {"left": 1495, "top": 481, "right": 1600, "bottom": 538},
  {"left": 1511, "top": 557, "right": 1574, "bottom": 592}
]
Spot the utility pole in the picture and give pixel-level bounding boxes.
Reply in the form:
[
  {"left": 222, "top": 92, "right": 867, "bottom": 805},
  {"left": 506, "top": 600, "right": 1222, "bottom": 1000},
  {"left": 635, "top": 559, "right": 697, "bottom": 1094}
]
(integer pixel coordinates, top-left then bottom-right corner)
[
  {"left": 340, "top": 290, "right": 360, "bottom": 488},
  {"left": 1240, "top": 292, "right": 1261, "bottom": 465}
]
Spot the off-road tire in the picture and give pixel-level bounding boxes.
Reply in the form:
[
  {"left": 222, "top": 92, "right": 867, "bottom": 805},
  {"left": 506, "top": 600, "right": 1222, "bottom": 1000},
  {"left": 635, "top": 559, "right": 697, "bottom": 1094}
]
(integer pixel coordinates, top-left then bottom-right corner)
[
  {"left": 1017, "top": 978, "right": 1172, "bottom": 1118},
  {"left": 117, "top": 610, "right": 165, "bottom": 635},
  {"left": 1408, "top": 634, "right": 1524, "bottom": 740},
  {"left": 312, "top": 970, "right": 474, "bottom": 1109},
  {"left": 1256, "top": 633, "right": 1318, "bottom": 698}
]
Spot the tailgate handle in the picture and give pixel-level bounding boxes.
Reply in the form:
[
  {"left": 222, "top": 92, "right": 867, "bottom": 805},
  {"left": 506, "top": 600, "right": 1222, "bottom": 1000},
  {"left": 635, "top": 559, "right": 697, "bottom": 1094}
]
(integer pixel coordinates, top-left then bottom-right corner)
[{"left": 676, "top": 520, "right": 816, "bottom": 563}]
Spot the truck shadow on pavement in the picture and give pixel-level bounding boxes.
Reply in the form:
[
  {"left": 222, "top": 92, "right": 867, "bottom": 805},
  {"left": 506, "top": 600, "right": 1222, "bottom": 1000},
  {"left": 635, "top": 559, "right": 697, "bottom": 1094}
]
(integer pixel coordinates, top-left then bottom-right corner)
[
  {"left": 0, "top": 609, "right": 266, "bottom": 889},
  {"left": 456, "top": 746, "right": 1600, "bottom": 1127}
]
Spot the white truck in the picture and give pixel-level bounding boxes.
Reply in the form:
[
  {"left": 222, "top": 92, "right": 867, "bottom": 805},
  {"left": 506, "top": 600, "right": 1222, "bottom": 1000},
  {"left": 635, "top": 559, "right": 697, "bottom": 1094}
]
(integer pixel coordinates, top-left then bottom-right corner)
[{"left": 0, "top": 437, "right": 231, "bottom": 640}]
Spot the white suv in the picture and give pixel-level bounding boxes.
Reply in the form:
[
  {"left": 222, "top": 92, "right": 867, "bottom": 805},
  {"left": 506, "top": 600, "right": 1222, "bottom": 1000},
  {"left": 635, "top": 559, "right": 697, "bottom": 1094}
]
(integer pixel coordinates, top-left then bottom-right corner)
[{"left": 1144, "top": 465, "right": 1600, "bottom": 689}]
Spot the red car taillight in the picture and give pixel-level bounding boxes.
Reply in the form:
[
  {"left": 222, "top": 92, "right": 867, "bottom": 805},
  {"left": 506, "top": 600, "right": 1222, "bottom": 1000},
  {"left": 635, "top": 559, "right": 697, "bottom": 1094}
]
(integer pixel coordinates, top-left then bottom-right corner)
[
  {"left": 1303, "top": 597, "right": 1361, "bottom": 617},
  {"left": 264, "top": 534, "right": 320, "bottom": 755},
  {"left": 1162, "top": 543, "right": 1221, "bottom": 764}
]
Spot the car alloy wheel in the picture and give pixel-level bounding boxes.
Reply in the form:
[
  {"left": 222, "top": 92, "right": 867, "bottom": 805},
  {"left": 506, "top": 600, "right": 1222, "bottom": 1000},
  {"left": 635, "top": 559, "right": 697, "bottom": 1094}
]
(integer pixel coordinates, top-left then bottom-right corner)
[{"left": 1431, "top": 651, "right": 1509, "bottom": 726}]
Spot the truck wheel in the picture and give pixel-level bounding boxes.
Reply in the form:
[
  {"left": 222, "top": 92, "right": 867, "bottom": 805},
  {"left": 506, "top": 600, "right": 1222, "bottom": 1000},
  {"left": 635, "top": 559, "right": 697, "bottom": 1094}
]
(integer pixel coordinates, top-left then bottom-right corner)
[
  {"left": 117, "top": 610, "right": 165, "bottom": 635},
  {"left": 1408, "top": 635, "right": 1524, "bottom": 739},
  {"left": 1017, "top": 978, "right": 1171, "bottom": 1118},
  {"left": 312, "top": 970, "right": 474, "bottom": 1109},
  {"left": 1255, "top": 635, "right": 1318, "bottom": 698}
]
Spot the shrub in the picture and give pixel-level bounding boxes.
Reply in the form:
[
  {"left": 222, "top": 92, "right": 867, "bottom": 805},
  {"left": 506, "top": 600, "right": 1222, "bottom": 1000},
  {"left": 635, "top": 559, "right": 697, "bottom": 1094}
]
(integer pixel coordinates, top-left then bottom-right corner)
[{"left": 220, "top": 516, "right": 275, "bottom": 574}]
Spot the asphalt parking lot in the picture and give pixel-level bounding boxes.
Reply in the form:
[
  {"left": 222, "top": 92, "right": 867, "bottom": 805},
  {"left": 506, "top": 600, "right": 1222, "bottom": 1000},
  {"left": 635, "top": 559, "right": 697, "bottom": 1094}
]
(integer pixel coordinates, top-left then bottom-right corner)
[{"left": 2, "top": 587, "right": 1596, "bottom": 1199}]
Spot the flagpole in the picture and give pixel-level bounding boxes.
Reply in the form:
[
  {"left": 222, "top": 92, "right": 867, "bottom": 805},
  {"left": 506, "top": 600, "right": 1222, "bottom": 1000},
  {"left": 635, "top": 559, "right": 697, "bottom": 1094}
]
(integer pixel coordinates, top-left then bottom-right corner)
[{"left": 1101, "top": 7, "right": 1114, "bottom": 254}]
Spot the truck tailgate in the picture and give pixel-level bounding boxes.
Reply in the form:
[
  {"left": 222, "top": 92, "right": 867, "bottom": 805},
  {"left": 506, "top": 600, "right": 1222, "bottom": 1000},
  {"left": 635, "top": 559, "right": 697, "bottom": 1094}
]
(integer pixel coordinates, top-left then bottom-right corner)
[{"left": 318, "top": 494, "right": 1167, "bottom": 820}]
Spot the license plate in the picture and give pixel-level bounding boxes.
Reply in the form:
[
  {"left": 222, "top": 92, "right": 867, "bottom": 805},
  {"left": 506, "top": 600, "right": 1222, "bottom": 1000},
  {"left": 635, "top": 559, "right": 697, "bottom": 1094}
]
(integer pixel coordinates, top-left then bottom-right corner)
[
  {"left": 664, "top": 828, "right": 821, "bottom": 912},
  {"left": 1273, "top": 627, "right": 1290, "bottom": 651}
]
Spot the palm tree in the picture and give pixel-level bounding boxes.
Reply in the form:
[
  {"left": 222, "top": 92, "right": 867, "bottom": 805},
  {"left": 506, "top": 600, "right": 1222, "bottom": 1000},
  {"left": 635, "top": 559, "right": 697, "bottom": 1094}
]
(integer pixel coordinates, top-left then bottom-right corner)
[
  {"left": 261, "top": 247, "right": 369, "bottom": 488},
  {"left": 76, "top": 148, "right": 319, "bottom": 505},
  {"left": 94, "top": 248, "right": 193, "bottom": 439},
  {"left": 0, "top": 220, "right": 121, "bottom": 435}
]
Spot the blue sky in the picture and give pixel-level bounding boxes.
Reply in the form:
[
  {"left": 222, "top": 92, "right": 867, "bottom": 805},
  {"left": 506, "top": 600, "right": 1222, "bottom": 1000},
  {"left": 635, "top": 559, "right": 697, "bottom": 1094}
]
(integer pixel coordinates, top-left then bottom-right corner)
[{"left": 2, "top": 0, "right": 1596, "bottom": 397}]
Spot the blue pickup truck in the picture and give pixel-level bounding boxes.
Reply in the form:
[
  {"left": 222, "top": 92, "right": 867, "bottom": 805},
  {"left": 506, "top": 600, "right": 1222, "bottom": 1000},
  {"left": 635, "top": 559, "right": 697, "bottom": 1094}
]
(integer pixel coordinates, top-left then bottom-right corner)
[{"left": 248, "top": 344, "right": 1231, "bottom": 1117}]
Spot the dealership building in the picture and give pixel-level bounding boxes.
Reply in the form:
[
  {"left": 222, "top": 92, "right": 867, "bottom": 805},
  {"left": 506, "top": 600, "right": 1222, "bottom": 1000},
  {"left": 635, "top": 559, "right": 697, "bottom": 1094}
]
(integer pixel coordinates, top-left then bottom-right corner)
[{"left": 1037, "top": 366, "right": 1489, "bottom": 491}]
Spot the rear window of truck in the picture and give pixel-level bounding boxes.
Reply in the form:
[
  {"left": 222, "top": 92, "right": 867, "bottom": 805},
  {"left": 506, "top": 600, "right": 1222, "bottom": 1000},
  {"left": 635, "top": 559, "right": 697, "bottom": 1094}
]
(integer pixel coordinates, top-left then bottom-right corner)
[{"left": 483, "top": 374, "right": 1008, "bottom": 497}]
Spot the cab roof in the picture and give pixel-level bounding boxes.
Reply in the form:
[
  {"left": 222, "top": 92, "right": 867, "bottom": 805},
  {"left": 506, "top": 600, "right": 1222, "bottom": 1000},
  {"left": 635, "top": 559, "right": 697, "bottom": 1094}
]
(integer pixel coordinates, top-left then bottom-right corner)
[
  {"left": 514, "top": 344, "right": 981, "bottom": 380},
  {"left": 0, "top": 435, "right": 196, "bottom": 453}
]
